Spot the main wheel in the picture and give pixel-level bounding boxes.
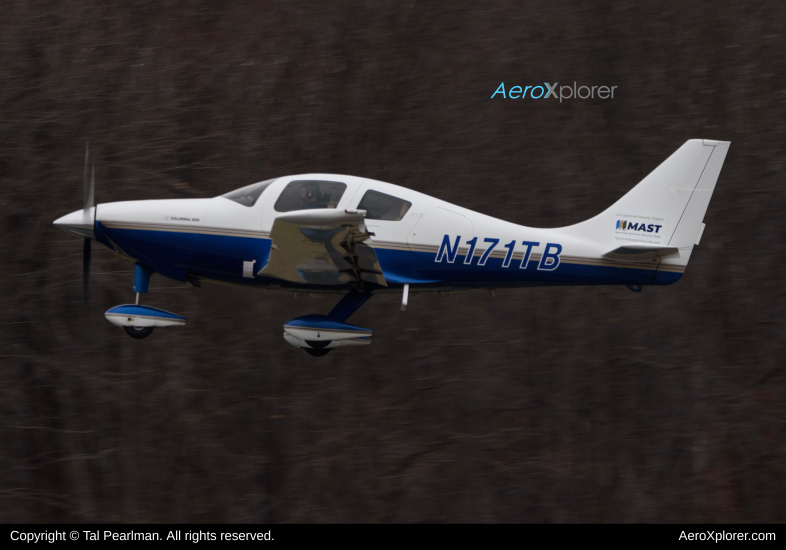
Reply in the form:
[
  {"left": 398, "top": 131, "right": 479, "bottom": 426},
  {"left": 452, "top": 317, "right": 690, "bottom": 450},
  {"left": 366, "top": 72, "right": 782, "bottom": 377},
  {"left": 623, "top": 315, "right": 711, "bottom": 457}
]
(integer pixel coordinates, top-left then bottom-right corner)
[
  {"left": 304, "top": 348, "right": 331, "bottom": 357},
  {"left": 124, "top": 326, "right": 154, "bottom": 339}
]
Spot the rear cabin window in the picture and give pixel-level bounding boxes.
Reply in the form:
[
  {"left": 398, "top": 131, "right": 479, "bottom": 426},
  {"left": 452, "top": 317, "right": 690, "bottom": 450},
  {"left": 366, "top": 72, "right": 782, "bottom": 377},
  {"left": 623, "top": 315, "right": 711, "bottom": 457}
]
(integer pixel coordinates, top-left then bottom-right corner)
[
  {"left": 221, "top": 178, "right": 277, "bottom": 207},
  {"left": 274, "top": 180, "right": 347, "bottom": 212},
  {"left": 357, "top": 190, "right": 412, "bottom": 221}
]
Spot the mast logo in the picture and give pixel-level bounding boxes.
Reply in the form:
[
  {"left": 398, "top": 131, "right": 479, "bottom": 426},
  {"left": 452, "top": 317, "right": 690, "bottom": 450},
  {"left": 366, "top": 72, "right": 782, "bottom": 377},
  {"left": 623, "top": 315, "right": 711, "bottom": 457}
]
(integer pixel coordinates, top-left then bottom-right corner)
[{"left": 616, "top": 219, "right": 662, "bottom": 233}]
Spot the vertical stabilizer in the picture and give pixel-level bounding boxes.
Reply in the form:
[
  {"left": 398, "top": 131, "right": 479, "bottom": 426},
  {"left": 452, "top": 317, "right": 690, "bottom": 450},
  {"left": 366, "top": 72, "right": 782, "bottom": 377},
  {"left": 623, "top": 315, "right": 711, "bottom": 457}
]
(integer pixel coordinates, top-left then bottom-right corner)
[{"left": 560, "top": 139, "right": 730, "bottom": 256}]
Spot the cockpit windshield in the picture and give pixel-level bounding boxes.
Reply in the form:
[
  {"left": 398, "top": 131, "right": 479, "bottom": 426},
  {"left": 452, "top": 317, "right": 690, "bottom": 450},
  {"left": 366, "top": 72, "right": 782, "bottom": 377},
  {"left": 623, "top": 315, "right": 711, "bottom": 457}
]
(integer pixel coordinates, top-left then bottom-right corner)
[
  {"left": 274, "top": 180, "right": 347, "bottom": 212},
  {"left": 221, "top": 178, "right": 278, "bottom": 207}
]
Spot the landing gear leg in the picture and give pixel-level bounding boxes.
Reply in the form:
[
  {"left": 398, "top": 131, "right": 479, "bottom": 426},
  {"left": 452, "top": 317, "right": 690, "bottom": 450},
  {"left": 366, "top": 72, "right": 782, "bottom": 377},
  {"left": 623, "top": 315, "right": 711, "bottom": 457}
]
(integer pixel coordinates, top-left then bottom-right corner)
[
  {"left": 124, "top": 262, "right": 155, "bottom": 339},
  {"left": 328, "top": 288, "right": 374, "bottom": 322},
  {"left": 106, "top": 263, "right": 187, "bottom": 338}
]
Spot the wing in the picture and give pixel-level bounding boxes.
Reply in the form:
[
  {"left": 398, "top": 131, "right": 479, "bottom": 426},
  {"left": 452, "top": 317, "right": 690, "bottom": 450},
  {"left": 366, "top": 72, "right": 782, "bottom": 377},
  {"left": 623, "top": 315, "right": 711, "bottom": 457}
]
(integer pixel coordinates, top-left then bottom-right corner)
[{"left": 258, "top": 208, "right": 387, "bottom": 287}]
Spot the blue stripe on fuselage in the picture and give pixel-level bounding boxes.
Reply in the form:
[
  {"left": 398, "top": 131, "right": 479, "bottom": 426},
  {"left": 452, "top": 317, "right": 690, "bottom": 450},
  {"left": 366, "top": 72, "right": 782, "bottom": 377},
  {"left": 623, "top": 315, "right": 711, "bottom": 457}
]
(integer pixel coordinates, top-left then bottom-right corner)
[
  {"left": 374, "top": 248, "right": 682, "bottom": 287},
  {"left": 95, "top": 224, "right": 682, "bottom": 289},
  {"left": 96, "top": 223, "right": 271, "bottom": 284},
  {"left": 191, "top": 233, "right": 271, "bottom": 282},
  {"left": 96, "top": 222, "right": 196, "bottom": 281},
  {"left": 651, "top": 269, "right": 684, "bottom": 285}
]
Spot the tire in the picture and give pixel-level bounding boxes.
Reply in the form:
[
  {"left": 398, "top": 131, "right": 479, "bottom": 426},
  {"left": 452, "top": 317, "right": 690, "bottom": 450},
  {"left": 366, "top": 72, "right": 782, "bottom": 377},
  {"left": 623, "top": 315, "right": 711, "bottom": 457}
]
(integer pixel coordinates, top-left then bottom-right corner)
[
  {"left": 124, "top": 326, "right": 154, "bottom": 339},
  {"left": 304, "top": 340, "right": 330, "bottom": 349},
  {"left": 304, "top": 347, "right": 331, "bottom": 357}
]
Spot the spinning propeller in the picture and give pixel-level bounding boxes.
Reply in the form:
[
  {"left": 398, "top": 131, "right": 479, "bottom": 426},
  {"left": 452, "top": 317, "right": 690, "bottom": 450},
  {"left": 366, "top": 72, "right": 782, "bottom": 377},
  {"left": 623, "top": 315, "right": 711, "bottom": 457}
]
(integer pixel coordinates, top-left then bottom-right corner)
[
  {"left": 53, "top": 144, "right": 97, "bottom": 303},
  {"left": 82, "top": 144, "right": 94, "bottom": 302}
]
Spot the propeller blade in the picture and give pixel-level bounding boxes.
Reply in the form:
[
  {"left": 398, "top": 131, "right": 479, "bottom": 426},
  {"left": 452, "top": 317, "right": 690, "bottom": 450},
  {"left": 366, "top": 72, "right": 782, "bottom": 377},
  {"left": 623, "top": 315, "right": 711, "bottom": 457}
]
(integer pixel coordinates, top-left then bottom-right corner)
[
  {"left": 83, "top": 142, "right": 91, "bottom": 210},
  {"left": 83, "top": 237, "right": 91, "bottom": 302},
  {"left": 75, "top": 144, "right": 94, "bottom": 303},
  {"left": 81, "top": 144, "right": 94, "bottom": 302},
  {"left": 85, "top": 160, "right": 95, "bottom": 212}
]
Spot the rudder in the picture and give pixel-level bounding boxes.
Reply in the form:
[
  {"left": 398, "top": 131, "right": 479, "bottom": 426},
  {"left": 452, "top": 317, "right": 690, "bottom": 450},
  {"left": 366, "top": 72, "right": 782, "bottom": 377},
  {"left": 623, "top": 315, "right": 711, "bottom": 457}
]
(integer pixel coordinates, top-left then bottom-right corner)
[{"left": 667, "top": 140, "right": 729, "bottom": 248}]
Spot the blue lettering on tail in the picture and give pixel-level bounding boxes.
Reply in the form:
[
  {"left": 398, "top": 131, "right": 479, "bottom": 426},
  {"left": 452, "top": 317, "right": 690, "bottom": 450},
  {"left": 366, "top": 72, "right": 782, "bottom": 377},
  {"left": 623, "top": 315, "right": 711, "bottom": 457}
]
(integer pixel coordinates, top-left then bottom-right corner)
[
  {"left": 478, "top": 238, "right": 499, "bottom": 266},
  {"left": 436, "top": 235, "right": 462, "bottom": 263},
  {"left": 537, "top": 243, "right": 562, "bottom": 271},
  {"left": 463, "top": 237, "right": 478, "bottom": 264},
  {"left": 519, "top": 241, "right": 539, "bottom": 270},
  {"left": 502, "top": 240, "right": 516, "bottom": 268}
]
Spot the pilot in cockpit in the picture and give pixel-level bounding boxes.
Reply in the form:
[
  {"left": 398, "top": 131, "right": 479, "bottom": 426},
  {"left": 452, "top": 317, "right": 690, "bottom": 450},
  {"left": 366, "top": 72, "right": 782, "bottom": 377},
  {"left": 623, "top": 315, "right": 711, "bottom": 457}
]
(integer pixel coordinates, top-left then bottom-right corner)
[{"left": 298, "top": 181, "right": 324, "bottom": 210}]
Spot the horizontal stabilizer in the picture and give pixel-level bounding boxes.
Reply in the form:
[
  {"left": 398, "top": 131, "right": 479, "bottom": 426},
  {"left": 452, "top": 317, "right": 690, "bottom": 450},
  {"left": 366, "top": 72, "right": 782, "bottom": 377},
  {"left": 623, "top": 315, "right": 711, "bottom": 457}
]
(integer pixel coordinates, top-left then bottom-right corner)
[{"left": 603, "top": 244, "right": 680, "bottom": 263}]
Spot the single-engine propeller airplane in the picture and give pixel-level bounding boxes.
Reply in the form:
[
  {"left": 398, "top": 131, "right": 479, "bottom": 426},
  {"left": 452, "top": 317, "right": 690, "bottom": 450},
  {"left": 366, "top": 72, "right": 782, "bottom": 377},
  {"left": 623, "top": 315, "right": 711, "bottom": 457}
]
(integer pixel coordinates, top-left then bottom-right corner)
[{"left": 54, "top": 139, "right": 729, "bottom": 356}]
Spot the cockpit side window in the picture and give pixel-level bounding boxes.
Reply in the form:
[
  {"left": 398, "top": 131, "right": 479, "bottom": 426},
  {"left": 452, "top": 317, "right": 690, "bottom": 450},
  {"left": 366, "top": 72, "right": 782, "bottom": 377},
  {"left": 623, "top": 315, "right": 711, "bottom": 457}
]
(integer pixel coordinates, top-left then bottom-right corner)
[
  {"left": 274, "top": 180, "right": 347, "bottom": 212},
  {"left": 221, "top": 178, "right": 278, "bottom": 207},
  {"left": 357, "top": 190, "right": 412, "bottom": 221}
]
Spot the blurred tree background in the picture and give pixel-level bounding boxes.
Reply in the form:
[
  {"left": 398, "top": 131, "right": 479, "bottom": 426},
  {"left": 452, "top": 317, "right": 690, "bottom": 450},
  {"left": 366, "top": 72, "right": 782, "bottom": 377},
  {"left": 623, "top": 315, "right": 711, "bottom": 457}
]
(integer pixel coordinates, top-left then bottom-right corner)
[{"left": 0, "top": 0, "right": 784, "bottom": 522}]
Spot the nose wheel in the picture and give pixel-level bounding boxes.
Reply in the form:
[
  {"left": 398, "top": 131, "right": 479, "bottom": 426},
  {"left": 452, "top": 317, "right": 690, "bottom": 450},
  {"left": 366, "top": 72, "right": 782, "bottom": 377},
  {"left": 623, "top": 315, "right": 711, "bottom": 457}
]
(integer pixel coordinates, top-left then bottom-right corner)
[
  {"left": 303, "top": 339, "right": 331, "bottom": 357},
  {"left": 124, "top": 326, "right": 155, "bottom": 339},
  {"left": 105, "top": 265, "right": 187, "bottom": 339}
]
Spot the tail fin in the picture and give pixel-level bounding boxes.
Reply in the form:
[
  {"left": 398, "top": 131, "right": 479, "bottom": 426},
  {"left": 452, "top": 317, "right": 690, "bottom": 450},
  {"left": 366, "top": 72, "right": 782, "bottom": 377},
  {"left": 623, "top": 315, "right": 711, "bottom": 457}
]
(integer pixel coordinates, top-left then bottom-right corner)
[{"left": 562, "top": 139, "right": 730, "bottom": 252}]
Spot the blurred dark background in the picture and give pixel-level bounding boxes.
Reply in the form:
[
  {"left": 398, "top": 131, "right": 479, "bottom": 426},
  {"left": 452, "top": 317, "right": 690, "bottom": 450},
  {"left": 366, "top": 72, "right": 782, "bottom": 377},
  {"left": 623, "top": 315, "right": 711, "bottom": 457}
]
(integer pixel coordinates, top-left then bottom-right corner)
[{"left": 1, "top": 0, "right": 784, "bottom": 523}]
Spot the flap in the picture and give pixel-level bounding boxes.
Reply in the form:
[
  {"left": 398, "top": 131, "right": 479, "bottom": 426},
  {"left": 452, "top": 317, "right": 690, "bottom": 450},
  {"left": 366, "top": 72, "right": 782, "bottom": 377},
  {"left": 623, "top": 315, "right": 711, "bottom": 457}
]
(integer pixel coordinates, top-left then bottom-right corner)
[{"left": 259, "top": 209, "right": 387, "bottom": 287}]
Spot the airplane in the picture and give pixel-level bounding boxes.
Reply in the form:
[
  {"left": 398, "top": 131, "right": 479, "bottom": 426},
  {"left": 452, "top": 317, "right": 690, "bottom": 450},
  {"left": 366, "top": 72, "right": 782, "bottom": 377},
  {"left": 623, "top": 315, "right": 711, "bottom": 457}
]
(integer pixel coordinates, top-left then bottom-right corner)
[{"left": 54, "top": 139, "right": 729, "bottom": 356}]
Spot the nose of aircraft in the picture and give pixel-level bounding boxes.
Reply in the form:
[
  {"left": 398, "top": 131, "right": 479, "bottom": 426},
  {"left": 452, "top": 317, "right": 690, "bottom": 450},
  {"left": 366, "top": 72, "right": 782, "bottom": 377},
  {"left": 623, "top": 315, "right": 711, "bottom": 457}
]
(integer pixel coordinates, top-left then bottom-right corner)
[{"left": 53, "top": 206, "right": 96, "bottom": 239}]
